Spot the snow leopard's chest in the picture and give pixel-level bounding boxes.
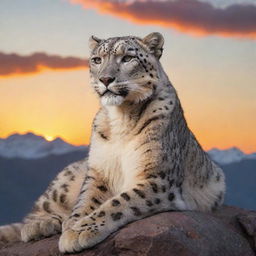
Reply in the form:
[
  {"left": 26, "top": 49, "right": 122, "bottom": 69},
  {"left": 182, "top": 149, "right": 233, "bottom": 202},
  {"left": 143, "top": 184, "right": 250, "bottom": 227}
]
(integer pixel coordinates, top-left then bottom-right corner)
[{"left": 88, "top": 136, "right": 141, "bottom": 194}]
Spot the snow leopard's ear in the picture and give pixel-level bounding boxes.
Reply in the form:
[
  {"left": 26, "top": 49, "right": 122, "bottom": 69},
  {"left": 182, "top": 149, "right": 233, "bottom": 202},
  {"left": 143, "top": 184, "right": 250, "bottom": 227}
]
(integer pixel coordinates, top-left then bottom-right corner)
[
  {"left": 89, "top": 36, "right": 102, "bottom": 50},
  {"left": 142, "top": 32, "right": 164, "bottom": 59}
]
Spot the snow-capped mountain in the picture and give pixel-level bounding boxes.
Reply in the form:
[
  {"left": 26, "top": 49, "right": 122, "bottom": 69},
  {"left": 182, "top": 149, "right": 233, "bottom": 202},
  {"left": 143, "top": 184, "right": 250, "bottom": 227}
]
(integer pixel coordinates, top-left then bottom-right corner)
[
  {"left": 207, "top": 147, "right": 256, "bottom": 165},
  {"left": 0, "top": 133, "right": 87, "bottom": 159}
]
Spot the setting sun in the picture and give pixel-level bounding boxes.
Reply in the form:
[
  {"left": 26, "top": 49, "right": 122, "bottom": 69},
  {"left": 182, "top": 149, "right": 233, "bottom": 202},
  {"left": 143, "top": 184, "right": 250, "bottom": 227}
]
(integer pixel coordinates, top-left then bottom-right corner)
[{"left": 45, "top": 135, "right": 54, "bottom": 141}]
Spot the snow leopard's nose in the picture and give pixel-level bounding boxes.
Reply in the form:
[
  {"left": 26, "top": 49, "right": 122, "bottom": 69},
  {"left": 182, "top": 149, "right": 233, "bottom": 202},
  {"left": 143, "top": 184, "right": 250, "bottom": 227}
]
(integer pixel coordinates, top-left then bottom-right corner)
[{"left": 99, "top": 77, "right": 115, "bottom": 87}]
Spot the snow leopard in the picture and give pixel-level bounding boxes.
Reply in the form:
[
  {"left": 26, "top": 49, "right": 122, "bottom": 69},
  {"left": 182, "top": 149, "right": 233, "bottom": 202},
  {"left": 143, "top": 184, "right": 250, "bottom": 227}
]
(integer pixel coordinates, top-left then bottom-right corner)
[{"left": 0, "top": 33, "right": 225, "bottom": 253}]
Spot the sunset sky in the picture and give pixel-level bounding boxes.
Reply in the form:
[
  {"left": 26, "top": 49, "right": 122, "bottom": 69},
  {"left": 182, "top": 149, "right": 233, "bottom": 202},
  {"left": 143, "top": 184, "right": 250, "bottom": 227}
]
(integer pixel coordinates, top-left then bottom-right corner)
[{"left": 0, "top": 0, "right": 255, "bottom": 153}]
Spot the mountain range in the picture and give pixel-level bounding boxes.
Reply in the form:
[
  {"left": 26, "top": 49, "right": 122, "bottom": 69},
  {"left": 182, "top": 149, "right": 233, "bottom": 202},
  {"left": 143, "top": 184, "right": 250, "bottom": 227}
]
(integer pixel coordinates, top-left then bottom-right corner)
[
  {"left": 0, "top": 133, "right": 87, "bottom": 159},
  {"left": 207, "top": 147, "right": 256, "bottom": 165},
  {"left": 1, "top": 133, "right": 255, "bottom": 165},
  {"left": 0, "top": 133, "right": 255, "bottom": 225}
]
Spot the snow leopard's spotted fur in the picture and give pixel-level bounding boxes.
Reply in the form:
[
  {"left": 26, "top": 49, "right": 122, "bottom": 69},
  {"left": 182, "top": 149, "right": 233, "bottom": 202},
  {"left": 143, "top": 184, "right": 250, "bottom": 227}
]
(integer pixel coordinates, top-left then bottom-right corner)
[{"left": 0, "top": 33, "right": 225, "bottom": 253}]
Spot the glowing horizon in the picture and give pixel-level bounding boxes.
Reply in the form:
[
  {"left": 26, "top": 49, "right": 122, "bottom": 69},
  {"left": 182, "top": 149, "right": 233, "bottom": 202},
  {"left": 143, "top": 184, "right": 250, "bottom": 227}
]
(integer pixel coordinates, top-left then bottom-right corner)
[{"left": 1, "top": 127, "right": 255, "bottom": 154}]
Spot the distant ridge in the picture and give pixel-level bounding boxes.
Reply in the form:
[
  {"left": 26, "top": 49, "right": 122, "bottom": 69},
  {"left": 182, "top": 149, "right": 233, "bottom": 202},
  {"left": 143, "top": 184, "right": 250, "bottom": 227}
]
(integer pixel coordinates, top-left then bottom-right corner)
[
  {"left": 207, "top": 147, "right": 256, "bottom": 165},
  {"left": 0, "top": 133, "right": 87, "bottom": 159}
]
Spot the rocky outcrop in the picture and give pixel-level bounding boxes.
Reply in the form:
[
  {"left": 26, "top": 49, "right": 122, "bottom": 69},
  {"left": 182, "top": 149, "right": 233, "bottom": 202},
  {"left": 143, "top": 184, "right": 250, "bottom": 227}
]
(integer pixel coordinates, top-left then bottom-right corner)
[{"left": 0, "top": 206, "right": 255, "bottom": 256}]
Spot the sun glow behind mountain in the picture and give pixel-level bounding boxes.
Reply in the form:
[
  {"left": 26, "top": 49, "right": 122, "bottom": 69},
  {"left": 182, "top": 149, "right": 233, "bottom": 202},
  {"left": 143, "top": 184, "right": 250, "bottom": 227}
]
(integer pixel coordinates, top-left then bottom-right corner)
[{"left": 45, "top": 135, "right": 54, "bottom": 142}]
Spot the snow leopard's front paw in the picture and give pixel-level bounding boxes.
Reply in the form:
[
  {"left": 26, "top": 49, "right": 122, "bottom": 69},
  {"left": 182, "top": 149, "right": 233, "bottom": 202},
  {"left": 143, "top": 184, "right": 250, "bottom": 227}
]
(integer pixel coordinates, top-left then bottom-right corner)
[
  {"left": 58, "top": 229, "right": 82, "bottom": 253},
  {"left": 59, "top": 217, "right": 108, "bottom": 253},
  {"left": 58, "top": 228, "right": 106, "bottom": 253},
  {"left": 21, "top": 218, "right": 61, "bottom": 242}
]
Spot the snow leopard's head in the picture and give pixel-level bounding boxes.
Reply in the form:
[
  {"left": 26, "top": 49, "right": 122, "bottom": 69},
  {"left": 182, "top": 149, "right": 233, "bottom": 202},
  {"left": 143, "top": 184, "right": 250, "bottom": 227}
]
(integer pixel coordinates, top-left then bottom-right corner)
[{"left": 88, "top": 32, "right": 164, "bottom": 106}]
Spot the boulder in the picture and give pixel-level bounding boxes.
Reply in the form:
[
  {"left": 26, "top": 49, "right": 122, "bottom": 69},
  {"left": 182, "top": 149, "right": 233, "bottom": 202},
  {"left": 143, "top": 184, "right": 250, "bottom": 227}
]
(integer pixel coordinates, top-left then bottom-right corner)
[{"left": 0, "top": 205, "right": 255, "bottom": 256}]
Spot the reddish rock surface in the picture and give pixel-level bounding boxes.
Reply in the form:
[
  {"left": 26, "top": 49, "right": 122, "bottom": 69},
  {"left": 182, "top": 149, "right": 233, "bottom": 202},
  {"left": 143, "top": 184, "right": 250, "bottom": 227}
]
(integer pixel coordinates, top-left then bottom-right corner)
[{"left": 0, "top": 205, "right": 255, "bottom": 256}]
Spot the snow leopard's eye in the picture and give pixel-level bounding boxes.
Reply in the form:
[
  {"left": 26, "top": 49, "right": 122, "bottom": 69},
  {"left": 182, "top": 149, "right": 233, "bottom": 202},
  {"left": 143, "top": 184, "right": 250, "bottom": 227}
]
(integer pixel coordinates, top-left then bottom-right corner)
[
  {"left": 91, "top": 57, "right": 102, "bottom": 65},
  {"left": 122, "top": 55, "right": 134, "bottom": 63}
]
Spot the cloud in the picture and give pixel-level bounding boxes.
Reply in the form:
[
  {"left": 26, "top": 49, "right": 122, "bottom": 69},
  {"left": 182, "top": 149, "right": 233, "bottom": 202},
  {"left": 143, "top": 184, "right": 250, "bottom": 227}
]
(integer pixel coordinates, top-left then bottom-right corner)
[
  {"left": 0, "top": 52, "right": 88, "bottom": 77},
  {"left": 69, "top": 0, "right": 256, "bottom": 39}
]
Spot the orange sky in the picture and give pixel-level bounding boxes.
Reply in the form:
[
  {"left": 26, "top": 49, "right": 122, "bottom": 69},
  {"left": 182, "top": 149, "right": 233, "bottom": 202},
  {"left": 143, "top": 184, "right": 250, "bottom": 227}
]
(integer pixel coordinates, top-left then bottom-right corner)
[{"left": 0, "top": 69, "right": 97, "bottom": 146}]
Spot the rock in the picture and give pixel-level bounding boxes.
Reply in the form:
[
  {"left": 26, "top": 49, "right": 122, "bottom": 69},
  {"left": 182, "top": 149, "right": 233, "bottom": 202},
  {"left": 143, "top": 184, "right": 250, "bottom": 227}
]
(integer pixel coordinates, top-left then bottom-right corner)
[
  {"left": 237, "top": 211, "right": 256, "bottom": 250},
  {"left": 0, "top": 205, "right": 255, "bottom": 256}
]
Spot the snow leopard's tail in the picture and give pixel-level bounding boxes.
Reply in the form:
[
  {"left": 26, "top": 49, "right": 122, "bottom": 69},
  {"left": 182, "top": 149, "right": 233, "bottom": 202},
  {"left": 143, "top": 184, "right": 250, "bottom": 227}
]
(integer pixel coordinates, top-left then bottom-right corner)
[{"left": 0, "top": 223, "right": 23, "bottom": 245}]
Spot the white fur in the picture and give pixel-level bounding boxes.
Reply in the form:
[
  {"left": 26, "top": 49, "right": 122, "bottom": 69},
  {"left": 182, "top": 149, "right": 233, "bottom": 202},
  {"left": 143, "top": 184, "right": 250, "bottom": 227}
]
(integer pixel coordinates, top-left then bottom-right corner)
[{"left": 101, "top": 94, "right": 124, "bottom": 106}]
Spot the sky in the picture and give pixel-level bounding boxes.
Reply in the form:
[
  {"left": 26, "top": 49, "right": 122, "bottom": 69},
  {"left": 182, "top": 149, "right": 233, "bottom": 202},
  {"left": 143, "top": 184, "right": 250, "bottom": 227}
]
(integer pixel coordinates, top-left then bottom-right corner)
[{"left": 0, "top": 0, "right": 255, "bottom": 153}]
